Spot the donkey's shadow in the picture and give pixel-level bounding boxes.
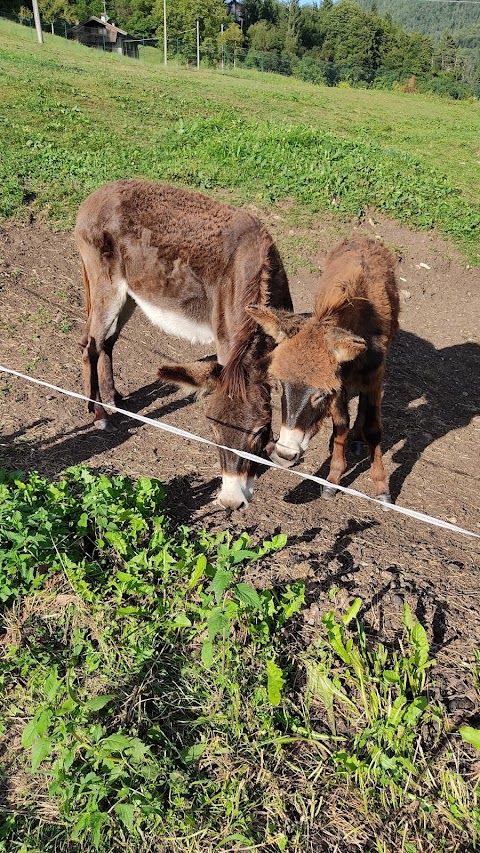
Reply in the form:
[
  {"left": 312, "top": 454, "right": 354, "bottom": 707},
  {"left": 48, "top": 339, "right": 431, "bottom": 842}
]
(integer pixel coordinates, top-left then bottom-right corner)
[
  {"left": 284, "top": 330, "right": 480, "bottom": 504},
  {"left": 0, "top": 380, "right": 193, "bottom": 475}
]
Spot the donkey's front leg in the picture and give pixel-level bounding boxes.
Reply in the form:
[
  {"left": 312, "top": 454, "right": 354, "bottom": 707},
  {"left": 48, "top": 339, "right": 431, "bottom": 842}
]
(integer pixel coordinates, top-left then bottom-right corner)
[
  {"left": 351, "top": 392, "right": 367, "bottom": 457},
  {"left": 323, "top": 390, "right": 349, "bottom": 500},
  {"left": 363, "top": 377, "right": 390, "bottom": 504}
]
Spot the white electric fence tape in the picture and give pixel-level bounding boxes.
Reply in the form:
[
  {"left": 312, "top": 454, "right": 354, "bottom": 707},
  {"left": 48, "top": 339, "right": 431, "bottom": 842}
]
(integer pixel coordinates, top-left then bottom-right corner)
[{"left": 1, "top": 365, "right": 479, "bottom": 540}]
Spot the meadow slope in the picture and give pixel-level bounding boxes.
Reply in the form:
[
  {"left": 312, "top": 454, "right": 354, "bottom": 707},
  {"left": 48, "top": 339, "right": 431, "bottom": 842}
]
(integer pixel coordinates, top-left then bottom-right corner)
[{"left": 0, "top": 18, "right": 479, "bottom": 261}]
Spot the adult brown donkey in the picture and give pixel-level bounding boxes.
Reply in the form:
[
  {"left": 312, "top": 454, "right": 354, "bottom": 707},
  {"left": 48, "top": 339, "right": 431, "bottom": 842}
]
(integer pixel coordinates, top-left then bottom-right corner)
[
  {"left": 76, "top": 179, "right": 293, "bottom": 510},
  {"left": 247, "top": 237, "right": 399, "bottom": 503}
]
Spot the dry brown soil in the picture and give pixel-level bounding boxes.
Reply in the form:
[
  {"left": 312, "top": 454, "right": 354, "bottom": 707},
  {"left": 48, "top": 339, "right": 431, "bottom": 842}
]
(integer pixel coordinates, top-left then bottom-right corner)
[{"left": 0, "top": 210, "right": 479, "bottom": 718}]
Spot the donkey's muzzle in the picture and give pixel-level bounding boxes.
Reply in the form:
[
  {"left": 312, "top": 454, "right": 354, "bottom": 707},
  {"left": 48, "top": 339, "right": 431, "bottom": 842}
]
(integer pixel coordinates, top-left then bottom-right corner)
[
  {"left": 217, "top": 474, "right": 254, "bottom": 511},
  {"left": 268, "top": 444, "right": 300, "bottom": 468}
]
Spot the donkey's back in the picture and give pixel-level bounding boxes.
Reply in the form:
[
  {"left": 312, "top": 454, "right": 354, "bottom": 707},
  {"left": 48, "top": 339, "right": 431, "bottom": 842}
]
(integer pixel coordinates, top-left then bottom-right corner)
[
  {"left": 75, "top": 180, "right": 282, "bottom": 347},
  {"left": 76, "top": 180, "right": 260, "bottom": 275}
]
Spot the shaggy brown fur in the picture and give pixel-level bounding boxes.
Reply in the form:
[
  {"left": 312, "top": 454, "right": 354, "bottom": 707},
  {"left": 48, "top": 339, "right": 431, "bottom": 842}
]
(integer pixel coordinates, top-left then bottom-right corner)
[
  {"left": 248, "top": 237, "right": 400, "bottom": 502},
  {"left": 75, "top": 179, "right": 293, "bottom": 508}
]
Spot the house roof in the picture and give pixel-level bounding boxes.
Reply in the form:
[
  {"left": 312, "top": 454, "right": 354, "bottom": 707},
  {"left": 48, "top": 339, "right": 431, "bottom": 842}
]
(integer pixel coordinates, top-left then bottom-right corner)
[{"left": 71, "top": 17, "right": 129, "bottom": 37}]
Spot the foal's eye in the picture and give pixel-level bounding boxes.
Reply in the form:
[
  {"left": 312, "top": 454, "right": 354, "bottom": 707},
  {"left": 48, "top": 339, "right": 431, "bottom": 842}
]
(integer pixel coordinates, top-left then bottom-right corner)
[{"left": 311, "top": 390, "right": 326, "bottom": 406}]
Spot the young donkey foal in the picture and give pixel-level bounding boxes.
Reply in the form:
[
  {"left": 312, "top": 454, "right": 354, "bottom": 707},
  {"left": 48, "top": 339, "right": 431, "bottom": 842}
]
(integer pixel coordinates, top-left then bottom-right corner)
[
  {"left": 76, "top": 179, "right": 293, "bottom": 510},
  {"left": 248, "top": 238, "right": 399, "bottom": 503}
]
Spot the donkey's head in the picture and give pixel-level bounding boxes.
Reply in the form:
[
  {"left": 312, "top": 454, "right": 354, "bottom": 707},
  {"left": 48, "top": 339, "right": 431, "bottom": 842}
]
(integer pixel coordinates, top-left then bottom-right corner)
[
  {"left": 247, "top": 306, "right": 367, "bottom": 467},
  {"left": 157, "top": 361, "right": 272, "bottom": 510}
]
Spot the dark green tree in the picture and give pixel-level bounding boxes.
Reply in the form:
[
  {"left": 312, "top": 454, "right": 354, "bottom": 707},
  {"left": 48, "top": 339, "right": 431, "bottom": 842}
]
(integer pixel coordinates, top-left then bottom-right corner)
[
  {"left": 299, "top": 4, "right": 326, "bottom": 51},
  {"left": 402, "top": 31, "right": 433, "bottom": 74},
  {"left": 248, "top": 17, "right": 283, "bottom": 50},
  {"left": 435, "top": 30, "right": 457, "bottom": 73},
  {"left": 285, "top": 0, "right": 301, "bottom": 54},
  {"left": 229, "top": 0, "right": 283, "bottom": 35},
  {"left": 376, "top": 12, "right": 404, "bottom": 71},
  {"left": 110, "top": 0, "right": 158, "bottom": 35},
  {"left": 321, "top": 1, "right": 370, "bottom": 68},
  {"left": 363, "top": 7, "right": 384, "bottom": 70},
  {"left": 39, "top": 0, "right": 76, "bottom": 26},
  {"left": 152, "top": 0, "right": 227, "bottom": 48},
  {"left": 70, "top": 0, "right": 102, "bottom": 23},
  {"left": 241, "top": 0, "right": 264, "bottom": 30}
]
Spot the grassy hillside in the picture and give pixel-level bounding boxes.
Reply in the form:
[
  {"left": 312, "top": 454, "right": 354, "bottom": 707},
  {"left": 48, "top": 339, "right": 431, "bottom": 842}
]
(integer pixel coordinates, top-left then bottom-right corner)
[{"left": 0, "top": 18, "right": 479, "bottom": 261}]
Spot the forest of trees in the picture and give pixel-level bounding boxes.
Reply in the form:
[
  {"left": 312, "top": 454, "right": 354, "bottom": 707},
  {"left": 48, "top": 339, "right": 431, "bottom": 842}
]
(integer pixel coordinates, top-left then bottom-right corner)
[
  {"left": 357, "top": 0, "right": 480, "bottom": 87},
  {"left": 356, "top": 0, "right": 480, "bottom": 41},
  {"left": 1, "top": 0, "right": 479, "bottom": 99}
]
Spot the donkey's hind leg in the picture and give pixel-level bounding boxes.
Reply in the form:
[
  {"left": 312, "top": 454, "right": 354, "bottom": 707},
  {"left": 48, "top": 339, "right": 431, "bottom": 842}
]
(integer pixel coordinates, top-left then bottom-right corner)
[
  {"left": 96, "top": 296, "right": 136, "bottom": 415},
  {"left": 82, "top": 280, "right": 130, "bottom": 429},
  {"left": 81, "top": 333, "right": 104, "bottom": 425},
  {"left": 82, "top": 333, "right": 114, "bottom": 430}
]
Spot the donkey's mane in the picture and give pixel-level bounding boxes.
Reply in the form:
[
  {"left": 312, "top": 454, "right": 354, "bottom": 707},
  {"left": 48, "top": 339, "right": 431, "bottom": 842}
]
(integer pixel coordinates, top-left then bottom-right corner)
[
  {"left": 315, "top": 265, "right": 366, "bottom": 323},
  {"left": 219, "top": 227, "right": 273, "bottom": 402},
  {"left": 315, "top": 278, "right": 365, "bottom": 320}
]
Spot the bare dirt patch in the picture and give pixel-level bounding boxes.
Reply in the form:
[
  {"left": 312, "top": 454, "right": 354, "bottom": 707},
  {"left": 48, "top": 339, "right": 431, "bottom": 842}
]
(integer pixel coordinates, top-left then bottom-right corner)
[{"left": 0, "top": 213, "right": 479, "bottom": 720}]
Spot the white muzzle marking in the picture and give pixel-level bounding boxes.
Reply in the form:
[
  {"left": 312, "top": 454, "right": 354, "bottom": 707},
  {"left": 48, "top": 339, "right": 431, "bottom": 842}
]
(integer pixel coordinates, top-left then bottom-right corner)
[
  {"left": 270, "top": 427, "right": 310, "bottom": 468},
  {"left": 217, "top": 474, "right": 255, "bottom": 510}
]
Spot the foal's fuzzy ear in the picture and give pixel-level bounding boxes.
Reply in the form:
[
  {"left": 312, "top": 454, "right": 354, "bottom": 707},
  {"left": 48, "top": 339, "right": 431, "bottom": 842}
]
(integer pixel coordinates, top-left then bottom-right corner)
[
  {"left": 324, "top": 327, "right": 367, "bottom": 364},
  {"left": 157, "top": 360, "right": 221, "bottom": 398},
  {"left": 246, "top": 305, "right": 303, "bottom": 344}
]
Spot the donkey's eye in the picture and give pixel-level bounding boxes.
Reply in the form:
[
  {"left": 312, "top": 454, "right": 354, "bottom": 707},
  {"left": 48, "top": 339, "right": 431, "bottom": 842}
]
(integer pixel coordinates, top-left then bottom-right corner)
[
  {"left": 311, "top": 390, "right": 327, "bottom": 406},
  {"left": 253, "top": 425, "right": 269, "bottom": 441}
]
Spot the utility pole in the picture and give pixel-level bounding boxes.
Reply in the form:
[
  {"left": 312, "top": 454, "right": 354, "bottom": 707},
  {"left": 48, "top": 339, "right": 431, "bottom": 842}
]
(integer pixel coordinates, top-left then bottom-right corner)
[
  {"left": 220, "top": 24, "right": 224, "bottom": 72},
  {"left": 31, "top": 0, "right": 43, "bottom": 43},
  {"left": 196, "top": 20, "right": 200, "bottom": 70},
  {"left": 163, "top": 0, "right": 167, "bottom": 66}
]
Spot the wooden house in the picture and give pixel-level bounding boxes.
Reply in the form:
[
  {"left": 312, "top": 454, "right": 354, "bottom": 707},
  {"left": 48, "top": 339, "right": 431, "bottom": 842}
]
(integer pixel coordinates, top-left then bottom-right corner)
[{"left": 68, "top": 15, "right": 138, "bottom": 58}]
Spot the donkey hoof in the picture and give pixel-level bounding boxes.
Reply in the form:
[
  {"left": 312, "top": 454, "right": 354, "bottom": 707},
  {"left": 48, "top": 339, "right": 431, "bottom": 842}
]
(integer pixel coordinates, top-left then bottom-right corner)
[
  {"left": 94, "top": 418, "right": 117, "bottom": 433},
  {"left": 322, "top": 484, "right": 338, "bottom": 501},
  {"left": 352, "top": 440, "right": 364, "bottom": 457},
  {"left": 377, "top": 492, "right": 392, "bottom": 510}
]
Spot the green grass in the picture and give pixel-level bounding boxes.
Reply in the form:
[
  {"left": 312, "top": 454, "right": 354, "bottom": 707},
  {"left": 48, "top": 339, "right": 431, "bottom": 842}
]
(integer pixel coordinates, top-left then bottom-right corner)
[
  {"left": 0, "top": 18, "right": 479, "bottom": 262},
  {"left": 1, "top": 466, "right": 480, "bottom": 852}
]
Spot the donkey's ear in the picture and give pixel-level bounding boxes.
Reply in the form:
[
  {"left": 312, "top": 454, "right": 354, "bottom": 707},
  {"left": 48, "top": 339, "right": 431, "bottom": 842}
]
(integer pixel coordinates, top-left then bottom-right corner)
[
  {"left": 325, "top": 328, "right": 367, "bottom": 364},
  {"left": 157, "top": 360, "right": 221, "bottom": 398},
  {"left": 246, "top": 305, "right": 303, "bottom": 343}
]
